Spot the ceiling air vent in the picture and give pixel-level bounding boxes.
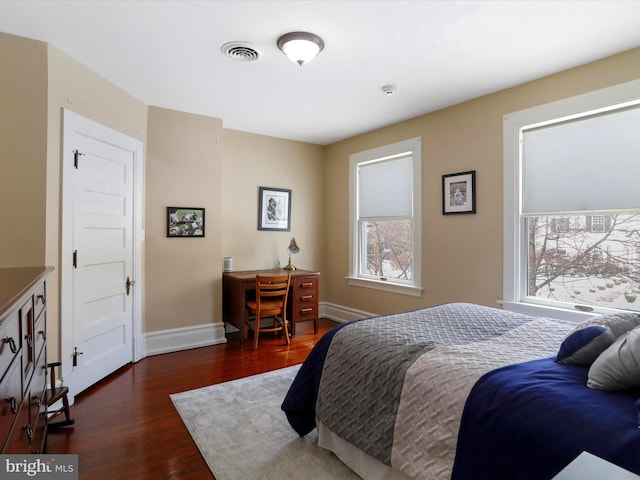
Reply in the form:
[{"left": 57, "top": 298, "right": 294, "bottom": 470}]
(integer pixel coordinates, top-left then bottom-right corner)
[{"left": 221, "top": 42, "right": 262, "bottom": 62}]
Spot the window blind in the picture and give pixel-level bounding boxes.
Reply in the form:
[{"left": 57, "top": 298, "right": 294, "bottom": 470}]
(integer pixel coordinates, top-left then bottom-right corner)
[
  {"left": 358, "top": 155, "right": 413, "bottom": 217},
  {"left": 522, "top": 105, "right": 640, "bottom": 214}
]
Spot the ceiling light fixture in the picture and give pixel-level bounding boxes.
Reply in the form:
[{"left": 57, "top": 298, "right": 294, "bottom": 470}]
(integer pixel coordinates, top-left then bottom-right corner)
[{"left": 277, "top": 31, "right": 324, "bottom": 66}]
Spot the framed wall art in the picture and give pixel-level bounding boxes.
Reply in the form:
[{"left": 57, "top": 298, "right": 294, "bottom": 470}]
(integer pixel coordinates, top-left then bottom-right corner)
[
  {"left": 258, "top": 187, "right": 291, "bottom": 231},
  {"left": 442, "top": 170, "right": 476, "bottom": 215},
  {"left": 167, "top": 207, "right": 205, "bottom": 237}
]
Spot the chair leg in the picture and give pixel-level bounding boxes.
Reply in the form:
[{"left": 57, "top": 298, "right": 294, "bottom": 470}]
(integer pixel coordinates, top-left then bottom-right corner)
[
  {"left": 48, "top": 395, "right": 75, "bottom": 429},
  {"left": 253, "top": 316, "right": 260, "bottom": 350},
  {"left": 281, "top": 315, "right": 290, "bottom": 345}
]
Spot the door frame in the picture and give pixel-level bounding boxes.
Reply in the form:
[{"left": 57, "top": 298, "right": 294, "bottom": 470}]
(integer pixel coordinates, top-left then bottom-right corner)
[{"left": 60, "top": 109, "right": 144, "bottom": 401}]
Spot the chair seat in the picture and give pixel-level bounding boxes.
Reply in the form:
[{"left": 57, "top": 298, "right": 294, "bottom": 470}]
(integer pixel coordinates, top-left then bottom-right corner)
[
  {"left": 46, "top": 386, "right": 69, "bottom": 406},
  {"left": 246, "top": 298, "right": 284, "bottom": 316}
]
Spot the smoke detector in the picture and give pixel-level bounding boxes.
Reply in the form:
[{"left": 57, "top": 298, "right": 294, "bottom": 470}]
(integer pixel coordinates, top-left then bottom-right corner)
[
  {"left": 382, "top": 84, "right": 397, "bottom": 96},
  {"left": 221, "top": 42, "right": 263, "bottom": 62}
]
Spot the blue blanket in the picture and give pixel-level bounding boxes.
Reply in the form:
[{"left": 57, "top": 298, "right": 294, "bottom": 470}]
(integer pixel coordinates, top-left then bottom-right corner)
[
  {"left": 452, "top": 358, "right": 640, "bottom": 480},
  {"left": 281, "top": 320, "right": 352, "bottom": 435}
]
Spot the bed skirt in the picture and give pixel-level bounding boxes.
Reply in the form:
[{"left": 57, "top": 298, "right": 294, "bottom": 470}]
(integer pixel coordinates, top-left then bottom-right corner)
[{"left": 318, "top": 420, "right": 411, "bottom": 480}]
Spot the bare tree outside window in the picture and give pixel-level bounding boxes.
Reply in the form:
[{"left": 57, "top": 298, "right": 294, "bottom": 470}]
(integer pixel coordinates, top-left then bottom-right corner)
[
  {"left": 362, "top": 219, "right": 412, "bottom": 281},
  {"left": 528, "top": 214, "right": 640, "bottom": 310}
]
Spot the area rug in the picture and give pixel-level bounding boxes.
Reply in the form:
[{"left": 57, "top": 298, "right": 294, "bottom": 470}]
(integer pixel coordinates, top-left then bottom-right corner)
[{"left": 170, "top": 365, "right": 361, "bottom": 480}]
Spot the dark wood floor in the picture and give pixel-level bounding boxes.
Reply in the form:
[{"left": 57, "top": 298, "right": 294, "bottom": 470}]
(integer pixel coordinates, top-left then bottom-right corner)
[{"left": 46, "top": 318, "right": 338, "bottom": 480}]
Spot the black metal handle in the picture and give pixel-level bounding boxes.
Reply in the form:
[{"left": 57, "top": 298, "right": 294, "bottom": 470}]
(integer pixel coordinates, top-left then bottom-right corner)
[
  {"left": 25, "top": 424, "right": 33, "bottom": 440},
  {"left": 37, "top": 294, "right": 46, "bottom": 306},
  {"left": 126, "top": 276, "right": 135, "bottom": 296},
  {"left": 9, "top": 397, "right": 17, "bottom": 414},
  {"left": 73, "top": 347, "right": 84, "bottom": 367},
  {"left": 5, "top": 337, "right": 17, "bottom": 354}
]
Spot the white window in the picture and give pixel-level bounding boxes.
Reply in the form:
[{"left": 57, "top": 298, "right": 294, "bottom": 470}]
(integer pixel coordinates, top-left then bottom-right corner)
[
  {"left": 503, "top": 80, "right": 640, "bottom": 319},
  {"left": 348, "top": 137, "right": 422, "bottom": 297}
]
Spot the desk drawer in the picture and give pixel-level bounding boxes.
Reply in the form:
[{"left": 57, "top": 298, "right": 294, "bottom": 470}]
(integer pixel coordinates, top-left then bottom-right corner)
[
  {"left": 294, "top": 304, "right": 318, "bottom": 322},
  {"left": 293, "top": 276, "right": 318, "bottom": 293}
]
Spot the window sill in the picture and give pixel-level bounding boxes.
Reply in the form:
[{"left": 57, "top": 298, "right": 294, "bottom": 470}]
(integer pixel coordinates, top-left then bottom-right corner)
[
  {"left": 498, "top": 300, "right": 604, "bottom": 323},
  {"left": 346, "top": 276, "right": 423, "bottom": 297}
]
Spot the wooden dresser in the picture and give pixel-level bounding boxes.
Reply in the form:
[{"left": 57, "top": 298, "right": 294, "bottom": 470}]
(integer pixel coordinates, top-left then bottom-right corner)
[{"left": 0, "top": 266, "right": 53, "bottom": 453}]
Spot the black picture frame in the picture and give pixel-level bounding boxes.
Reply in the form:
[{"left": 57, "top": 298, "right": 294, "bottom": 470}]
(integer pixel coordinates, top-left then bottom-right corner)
[
  {"left": 167, "top": 207, "right": 205, "bottom": 237},
  {"left": 258, "top": 187, "right": 291, "bottom": 231},
  {"left": 442, "top": 171, "right": 476, "bottom": 215}
]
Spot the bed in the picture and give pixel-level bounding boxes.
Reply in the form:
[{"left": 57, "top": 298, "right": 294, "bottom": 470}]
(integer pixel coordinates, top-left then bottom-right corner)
[{"left": 281, "top": 302, "right": 640, "bottom": 480}]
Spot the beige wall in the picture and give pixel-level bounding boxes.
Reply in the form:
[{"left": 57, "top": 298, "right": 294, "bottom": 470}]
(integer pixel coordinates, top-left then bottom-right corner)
[
  {"left": 323, "top": 47, "right": 640, "bottom": 316},
  {"left": 145, "top": 107, "right": 223, "bottom": 331},
  {"left": 0, "top": 33, "right": 47, "bottom": 267},
  {"left": 221, "top": 130, "right": 325, "bottom": 275},
  {"left": 46, "top": 44, "right": 148, "bottom": 361}
]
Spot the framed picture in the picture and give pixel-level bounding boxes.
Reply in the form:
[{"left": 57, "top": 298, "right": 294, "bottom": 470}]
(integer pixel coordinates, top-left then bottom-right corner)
[
  {"left": 442, "top": 170, "right": 476, "bottom": 215},
  {"left": 258, "top": 187, "right": 291, "bottom": 231},
  {"left": 167, "top": 207, "right": 205, "bottom": 237}
]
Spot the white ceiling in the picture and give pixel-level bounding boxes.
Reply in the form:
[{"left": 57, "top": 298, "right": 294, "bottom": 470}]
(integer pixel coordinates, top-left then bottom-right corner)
[{"left": 2, "top": 0, "right": 640, "bottom": 145}]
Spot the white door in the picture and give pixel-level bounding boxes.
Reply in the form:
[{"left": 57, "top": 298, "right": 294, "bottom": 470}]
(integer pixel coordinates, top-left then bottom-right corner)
[{"left": 62, "top": 110, "right": 143, "bottom": 396}]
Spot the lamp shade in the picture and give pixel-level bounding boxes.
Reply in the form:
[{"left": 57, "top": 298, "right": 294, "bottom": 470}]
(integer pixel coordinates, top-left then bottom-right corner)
[
  {"left": 288, "top": 237, "right": 300, "bottom": 254},
  {"left": 277, "top": 32, "right": 324, "bottom": 66}
]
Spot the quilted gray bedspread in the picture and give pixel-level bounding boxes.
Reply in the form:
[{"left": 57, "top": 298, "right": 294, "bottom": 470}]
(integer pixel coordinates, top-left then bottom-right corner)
[{"left": 315, "top": 303, "right": 573, "bottom": 480}]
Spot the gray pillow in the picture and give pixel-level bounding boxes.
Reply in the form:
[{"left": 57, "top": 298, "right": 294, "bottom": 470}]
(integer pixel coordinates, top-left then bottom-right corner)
[
  {"left": 556, "top": 312, "right": 640, "bottom": 366},
  {"left": 587, "top": 326, "right": 640, "bottom": 391}
]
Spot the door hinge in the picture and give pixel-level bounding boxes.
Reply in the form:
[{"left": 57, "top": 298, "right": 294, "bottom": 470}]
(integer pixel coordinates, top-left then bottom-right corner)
[
  {"left": 73, "top": 250, "right": 77, "bottom": 268},
  {"left": 73, "top": 149, "right": 85, "bottom": 169}
]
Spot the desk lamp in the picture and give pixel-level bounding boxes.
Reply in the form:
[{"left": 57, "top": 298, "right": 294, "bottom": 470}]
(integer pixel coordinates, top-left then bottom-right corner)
[{"left": 284, "top": 237, "right": 300, "bottom": 270}]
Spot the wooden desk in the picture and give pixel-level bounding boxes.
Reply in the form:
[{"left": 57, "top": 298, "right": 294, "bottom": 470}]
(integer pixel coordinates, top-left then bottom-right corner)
[{"left": 223, "top": 269, "right": 320, "bottom": 345}]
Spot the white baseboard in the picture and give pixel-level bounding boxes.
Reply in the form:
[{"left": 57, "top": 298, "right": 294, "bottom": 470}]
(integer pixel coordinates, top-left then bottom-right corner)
[
  {"left": 140, "top": 303, "right": 374, "bottom": 358},
  {"left": 144, "top": 322, "right": 227, "bottom": 356},
  {"left": 321, "top": 302, "right": 376, "bottom": 323}
]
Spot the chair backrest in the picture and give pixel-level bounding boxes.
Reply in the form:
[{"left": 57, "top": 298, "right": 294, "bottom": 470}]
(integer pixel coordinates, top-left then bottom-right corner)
[{"left": 255, "top": 274, "right": 291, "bottom": 312}]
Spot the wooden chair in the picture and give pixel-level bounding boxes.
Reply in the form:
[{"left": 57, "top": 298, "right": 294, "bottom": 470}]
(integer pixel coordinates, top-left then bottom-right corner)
[
  {"left": 245, "top": 274, "right": 291, "bottom": 350},
  {"left": 45, "top": 362, "right": 75, "bottom": 429}
]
